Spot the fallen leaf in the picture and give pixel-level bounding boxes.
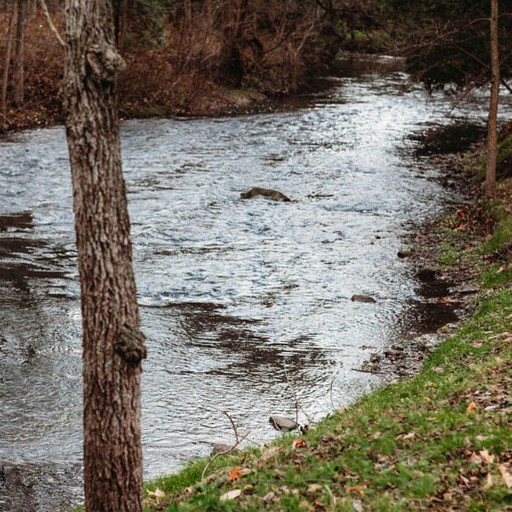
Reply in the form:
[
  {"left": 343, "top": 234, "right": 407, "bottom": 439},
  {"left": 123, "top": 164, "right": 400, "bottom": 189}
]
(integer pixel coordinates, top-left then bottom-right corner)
[
  {"left": 263, "top": 491, "right": 276, "bottom": 502},
  {"left": 346, "top": 485, "right": 366, "bottom": 496},
  {"left": 483, "top": 473, "right": 493, "bottom": 490},
  {"left": 220, "top": 489, "right": 242, "bottom": 501},
  {"left": 466, "top": 402, "right": 477, "bottom": 414},
  {"left": 498, "top": 464, "right": 512, "bottom": 488},
  {"left": 147, "top": 488, "right": 165, "bottom": 499},
  {"left": 227, "top": 467, "right": 242, "bottom": 482},
  {"left": 260, "top": 446, "right": 282, "bottom": 462},
  {"left": 470, "top": 452, "right": 483, "bottom": 465},
  {"left": 479, "top": 449, "right": 495, "bottom": 464},
  {"left": 353, "top": 501, "right": 364, "bottom": 512},
  {"left": 395, "top": 432, "right": 415, "bottom": 441},
  {"left": 372, "top": 431, "right": 382, "bottom": 440},
  {"left": 307, "top": 484, "right": 323, "bottom": 493},
  {"left": 293, "top": 438, "right": 307, "bottom": 449}
]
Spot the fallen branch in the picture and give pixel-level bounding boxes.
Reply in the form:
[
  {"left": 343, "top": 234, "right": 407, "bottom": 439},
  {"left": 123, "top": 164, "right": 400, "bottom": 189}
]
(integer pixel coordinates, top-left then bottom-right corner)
[{"left": 201, "top": 411, "right": 251, "bottom": 482}]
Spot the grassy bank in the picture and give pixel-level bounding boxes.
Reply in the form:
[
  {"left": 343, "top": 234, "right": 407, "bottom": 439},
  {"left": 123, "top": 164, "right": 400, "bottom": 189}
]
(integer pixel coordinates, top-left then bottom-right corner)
[{"left": 141, "top": 155, "right": 512, "bottom": 511}]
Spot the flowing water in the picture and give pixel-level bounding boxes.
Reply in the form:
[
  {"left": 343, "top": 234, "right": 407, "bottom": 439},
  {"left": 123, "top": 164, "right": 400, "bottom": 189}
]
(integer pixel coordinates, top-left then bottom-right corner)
[{"left": 0, "top": 55, "right": 507, "bottom": 511}]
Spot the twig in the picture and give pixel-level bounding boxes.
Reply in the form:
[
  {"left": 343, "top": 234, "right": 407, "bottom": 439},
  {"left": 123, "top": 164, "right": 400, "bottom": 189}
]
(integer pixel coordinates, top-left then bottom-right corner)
[
  {"left": 328, "top": 371, "right": 339, "bottom": 411},
  {"left": 223, "top": 410, "right": 239, "bottom": 445},
  {"left": 201, "top": 411, "right": 251, "bottom": 482},
  {"left": 351, "top": 367, "right": 386, "bottom": 375},
  {"left": 37, "top": 0, "right": 65, "bottom": 49},
  {"left": 284, "top": 362, "right": 313, "bottom": 425},
  {"left": 200, "top": 431, "right": 251, "bottom": 482}
]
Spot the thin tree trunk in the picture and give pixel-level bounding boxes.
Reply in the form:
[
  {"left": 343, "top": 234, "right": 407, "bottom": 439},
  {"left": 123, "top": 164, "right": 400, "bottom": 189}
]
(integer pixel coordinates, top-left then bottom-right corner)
[
  {"left": 62, "top": 1, "right": 146, "bottom": 510},
  {"left": 486, "top": 0, "right": 500, "bottom": 197},
  {"left": 1, "top": 5, "right": 15, "bottom": 126},
  {"left": 113, "top": 0, "right": 128, "bottom": 50},
  {"left": 13, "top": 0, "right": 26, "bottom": 106}
]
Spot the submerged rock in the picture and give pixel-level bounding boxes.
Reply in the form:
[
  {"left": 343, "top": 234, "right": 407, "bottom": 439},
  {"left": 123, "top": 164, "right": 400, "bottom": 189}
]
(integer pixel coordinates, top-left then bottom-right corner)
[
  {"left": 240, "top": 187, "right": 291, "bottom": 202},
  {"left": 269, "top": 415, "right": 299, "bottom": 432},
  {"left": 351, "top": 294, "right": 377, "bottom": 303}
]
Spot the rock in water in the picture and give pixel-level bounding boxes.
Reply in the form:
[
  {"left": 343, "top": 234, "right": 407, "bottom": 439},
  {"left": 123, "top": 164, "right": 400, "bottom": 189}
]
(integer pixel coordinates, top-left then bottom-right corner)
[
  {"left": 351, "top": 294, "right": 376, "bottom": 303},
  {"left": 240, "top": 187, "right": 291, "bottom": 202},
  {"left": 269, "top": 415, "right": 299, "bottom": 432}
]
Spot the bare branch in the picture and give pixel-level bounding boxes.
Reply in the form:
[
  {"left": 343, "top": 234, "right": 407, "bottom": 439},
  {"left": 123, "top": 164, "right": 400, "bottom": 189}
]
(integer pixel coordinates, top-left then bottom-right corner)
[
  {"left": 37, "top": 0, "right": 65, "bottom": 49},
  {"left": 223, "top": 410, "right": 239, "bottom": 446},
  {"left": 201, "top": 411, "right": 251, "bottom": 482}
]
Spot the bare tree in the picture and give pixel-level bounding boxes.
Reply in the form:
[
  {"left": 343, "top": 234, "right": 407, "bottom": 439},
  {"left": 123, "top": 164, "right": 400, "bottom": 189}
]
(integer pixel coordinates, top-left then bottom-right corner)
[
  {"left": 13, "top": 0, "right": 27, "bottom": 106},
  {"left": 486, "top": 0, "right": 499, "bottom": 197},
  {"left": 1, "top": 3, "right": 15, "bottom": 126},
  {"left": 59, "top": 0, "right": 147, "bottom": 509}
]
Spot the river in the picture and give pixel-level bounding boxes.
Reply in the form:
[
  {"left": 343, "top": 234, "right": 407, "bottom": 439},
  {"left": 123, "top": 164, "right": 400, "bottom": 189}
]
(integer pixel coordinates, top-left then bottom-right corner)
[{"left": 0, "top": 55, "right": 505, "bottom": 511}]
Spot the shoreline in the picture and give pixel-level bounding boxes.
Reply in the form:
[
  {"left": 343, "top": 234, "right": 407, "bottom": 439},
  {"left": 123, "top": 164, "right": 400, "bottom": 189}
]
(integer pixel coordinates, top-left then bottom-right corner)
[{"left": 138, "top": 143, "right": 512, "bottom": 511}]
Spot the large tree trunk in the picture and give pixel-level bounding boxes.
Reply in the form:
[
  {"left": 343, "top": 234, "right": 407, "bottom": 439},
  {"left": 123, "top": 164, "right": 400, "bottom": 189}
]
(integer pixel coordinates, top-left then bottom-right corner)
[
  {"left": 62, "top": 1, "right": 146, "bottom": 510},
  {"left": 486, "top": 0, "right": 500, "bottom": 197}
]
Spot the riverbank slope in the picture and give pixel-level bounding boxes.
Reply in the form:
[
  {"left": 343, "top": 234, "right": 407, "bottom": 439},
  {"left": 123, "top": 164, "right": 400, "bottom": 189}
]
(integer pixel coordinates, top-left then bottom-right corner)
[{"left": 140, "top": 139, "right": 512, "bottom": 511}]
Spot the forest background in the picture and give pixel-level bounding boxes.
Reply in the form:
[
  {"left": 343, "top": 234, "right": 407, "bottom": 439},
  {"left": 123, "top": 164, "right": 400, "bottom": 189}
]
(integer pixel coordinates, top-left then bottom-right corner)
[{"left": 2, "top": 0, "right": 512, "bottom": 132}]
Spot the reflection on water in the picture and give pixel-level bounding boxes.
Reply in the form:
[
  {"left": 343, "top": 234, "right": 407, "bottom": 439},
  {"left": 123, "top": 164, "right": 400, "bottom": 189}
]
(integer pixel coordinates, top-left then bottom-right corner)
[{"left": 0, "top": 55, "right": 508, "bottom": 511}]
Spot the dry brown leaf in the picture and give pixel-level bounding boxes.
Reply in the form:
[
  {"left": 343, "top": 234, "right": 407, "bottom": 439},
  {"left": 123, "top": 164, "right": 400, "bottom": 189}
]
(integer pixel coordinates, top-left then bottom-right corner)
[
  {"left": 470, "top": 452, "right": 483, "bottom": 465},
  {"left": 307, "top": 484, "right": 324, "bottom": 493},
  {"left": 479, "top": 449, "right": 495, "bottom": 464},
  {"left": 346, "top": 485, "right": 366, "bottom": 496},
  {"left": 292, "top": 438, "right": 307, "bottom": 449},
  {"left": 483, "top": 473, "right": 494, "bottom": 490},
  {"left": 227, "top": 467, "right": 242, "bottom": 482},
  {"left": 263, "top": 491, "right": 276, "bottom": 502},
  {"left": 147, "top": 488, "right": 165, "bottom": 499},
  {"left": 498, "top": 464, "right": 512, "bottom": 488},
  {"left": 260, "top": 446, "right": 282, "bottom": 462},
  {"left": 466, "top": 402, "right": 477, "bottom": 414},
  {"left": 219, "top": 489, "right": 242, "bottom": 501}
]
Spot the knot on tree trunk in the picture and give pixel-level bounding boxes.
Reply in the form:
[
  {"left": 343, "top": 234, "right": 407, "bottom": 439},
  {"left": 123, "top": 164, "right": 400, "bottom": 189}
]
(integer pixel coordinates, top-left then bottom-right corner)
[
  {"left": 115, "top": 323, "right": 147, "bottom": 366},
  {"left": 86, "top": 42, "right": 126, "bottom": 83}
]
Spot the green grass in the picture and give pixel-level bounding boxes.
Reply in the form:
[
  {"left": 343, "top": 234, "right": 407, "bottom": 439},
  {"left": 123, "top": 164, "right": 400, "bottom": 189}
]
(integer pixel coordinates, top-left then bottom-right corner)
[
  {"left": 144, "top": 305, "right": 512, "bottom": 510},
  {"left": 144, "top": 187, "right": 512, "bottom": 510}
]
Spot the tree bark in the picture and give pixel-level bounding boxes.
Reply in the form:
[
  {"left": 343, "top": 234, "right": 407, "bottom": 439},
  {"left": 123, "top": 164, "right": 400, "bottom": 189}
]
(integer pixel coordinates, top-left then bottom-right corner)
[
  {"left": 62, "top": 1, "right": 146, "bottom": 510},
  {"left": 1, "top": 4, "right": 15, "bottom": 126},
  {"left": 13, "top": 0, "right": 27, "bottom": 106},
  {"left": 486, "top": 0, "right": 500, "bottom": 197}
]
